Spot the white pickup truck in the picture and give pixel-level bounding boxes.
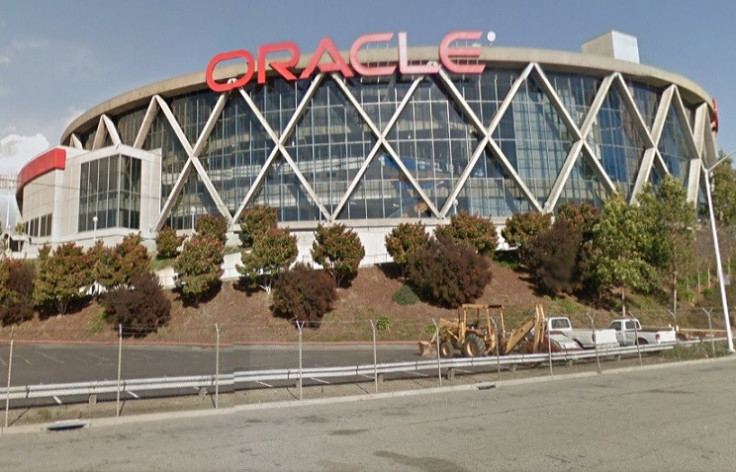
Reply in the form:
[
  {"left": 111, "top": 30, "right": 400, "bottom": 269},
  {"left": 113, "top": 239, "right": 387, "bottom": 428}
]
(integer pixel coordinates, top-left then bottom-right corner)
[
  {"left": 607, "top": 318, "right": 677, "bottom": 346},
  {"left": 547, "top": 317, "right": 619, "bottom": 350}
]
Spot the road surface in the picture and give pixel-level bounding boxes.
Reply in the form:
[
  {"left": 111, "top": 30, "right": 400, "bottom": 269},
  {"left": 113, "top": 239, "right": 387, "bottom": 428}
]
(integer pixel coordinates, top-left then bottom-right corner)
[
  {"left": 2, "top": 357, "right": 734, "bottom": 471},
  {"left": 0, "top": 343, "right": 418, "bottom": 385}
]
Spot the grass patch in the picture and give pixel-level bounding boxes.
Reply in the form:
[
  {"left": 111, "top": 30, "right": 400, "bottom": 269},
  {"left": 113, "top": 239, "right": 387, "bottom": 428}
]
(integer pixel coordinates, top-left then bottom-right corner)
[
  {"left": 87, "top": 310, "right": 109, "bottom": 335},
  {"left": 392, "top": 285, "right": 419, "bottom": 305},
  {"left": 659, "top": 340, "right": 731, "bottom": 361},
  {"left": 494, "top": 250, "right": 520, "bottom": 270},
  {"left": 150, "top": 257, "right": 175, "bottom": 271}
]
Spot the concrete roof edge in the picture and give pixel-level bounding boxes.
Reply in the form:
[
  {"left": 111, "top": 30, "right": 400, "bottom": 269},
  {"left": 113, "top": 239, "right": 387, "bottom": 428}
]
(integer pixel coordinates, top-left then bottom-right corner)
[{"left": 61, "top": 46, "right": 713, "bottom": 144}]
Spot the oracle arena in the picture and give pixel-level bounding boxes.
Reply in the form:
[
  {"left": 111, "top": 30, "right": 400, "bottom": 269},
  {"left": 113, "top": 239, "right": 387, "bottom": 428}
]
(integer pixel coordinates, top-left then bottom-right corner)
[{"left": 15, "top": 31, "right": 719, "bottom": 259}]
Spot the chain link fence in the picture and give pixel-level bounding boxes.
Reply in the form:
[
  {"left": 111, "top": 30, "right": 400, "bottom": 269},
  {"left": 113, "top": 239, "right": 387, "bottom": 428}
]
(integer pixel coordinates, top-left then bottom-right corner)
[{"left": 1, "top": 306, "right": 733, "bottom": 432}]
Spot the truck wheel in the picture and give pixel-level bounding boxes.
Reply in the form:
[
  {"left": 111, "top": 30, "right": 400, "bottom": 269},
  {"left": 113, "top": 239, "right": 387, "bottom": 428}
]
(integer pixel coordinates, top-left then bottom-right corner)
[
  {"left": 637, "top": 338, "right": 648, "bottom": 345},
  {"left": 462, "top": 334, "right": 486, "bottom": 357},
  {"left": 439, "top": 341, "right": 455, "bottom": 358}
]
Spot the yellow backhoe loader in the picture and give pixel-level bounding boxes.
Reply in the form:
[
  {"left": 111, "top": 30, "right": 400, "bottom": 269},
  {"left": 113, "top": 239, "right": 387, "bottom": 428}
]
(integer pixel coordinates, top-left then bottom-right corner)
[{"left": 419, "top": 303, "right": 560, "bottom": 357}]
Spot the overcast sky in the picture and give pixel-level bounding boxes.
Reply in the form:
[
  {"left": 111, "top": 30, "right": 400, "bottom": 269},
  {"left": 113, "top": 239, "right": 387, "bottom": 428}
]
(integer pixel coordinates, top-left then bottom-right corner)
[{"left": 1, "top": 0, "right": 735, "bottom": 175}]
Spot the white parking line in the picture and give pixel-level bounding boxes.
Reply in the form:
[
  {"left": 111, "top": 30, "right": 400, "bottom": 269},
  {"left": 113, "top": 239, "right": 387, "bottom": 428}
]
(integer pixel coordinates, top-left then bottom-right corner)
[
  {"left": 309, "top": 378, "right": 331, "bottom": 385},
  {"left": 53, "top": 396, "right": 62, "bottom": 405},
  {"left": 255, "top": 381, "right": 273, "bottom": 388},
  {"left": 37, "top": 351, "right": 64, "bottom": 364},
  {"left": 402, "top": 371, "right": 428, "bottom": 377},
  {"left": 128, "top": 391, "right": 140, "bottom": 399}
]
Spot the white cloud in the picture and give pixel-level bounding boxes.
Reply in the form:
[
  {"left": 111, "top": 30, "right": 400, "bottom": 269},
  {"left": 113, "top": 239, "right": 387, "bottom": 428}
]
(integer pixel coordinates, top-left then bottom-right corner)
[
  {"left": 0, "top": 56, "right": 10, "bottom": 65},
  {"left": 0, "top": 133, "right": 50, "bottom": 174},
  {"left": 10, "top": 39, "right": 48, "bottom": 50}
]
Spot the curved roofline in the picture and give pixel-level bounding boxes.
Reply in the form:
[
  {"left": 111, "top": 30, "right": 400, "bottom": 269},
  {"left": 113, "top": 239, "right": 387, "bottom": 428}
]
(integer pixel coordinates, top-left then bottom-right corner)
[{"left": 62, "top": 46, "right": 713, "bottom": 144}]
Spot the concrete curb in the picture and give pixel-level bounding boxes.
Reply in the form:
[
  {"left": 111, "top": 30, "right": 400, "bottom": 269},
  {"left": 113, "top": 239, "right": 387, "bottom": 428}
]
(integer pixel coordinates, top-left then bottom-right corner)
[{"left": 3, "top": 354, "right": 734, "bottom": 436}]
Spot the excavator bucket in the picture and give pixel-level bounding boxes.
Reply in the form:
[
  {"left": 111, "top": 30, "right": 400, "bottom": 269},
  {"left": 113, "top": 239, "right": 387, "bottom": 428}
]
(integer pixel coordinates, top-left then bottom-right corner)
[{"left": 418, "top": 341, "right": 436, "bottom": 357}]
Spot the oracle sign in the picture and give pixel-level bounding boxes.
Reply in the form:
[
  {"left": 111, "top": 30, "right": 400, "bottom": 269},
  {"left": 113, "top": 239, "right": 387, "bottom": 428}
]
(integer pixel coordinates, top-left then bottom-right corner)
[{"left": 206, "top": 31, "right": 486, "bottom": 93}]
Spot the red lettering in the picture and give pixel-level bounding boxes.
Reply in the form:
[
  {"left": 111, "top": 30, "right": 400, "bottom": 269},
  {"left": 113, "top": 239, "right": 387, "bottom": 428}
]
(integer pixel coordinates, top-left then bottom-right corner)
[
  {"left": 398, "top": 32, "right": 440, "bottom": 75},
  {"left": 439, "top": 31, "right": 485, "bottom": 74},
  {"left": 349, "top": 33, "right": 396, "bottom": 76},
  {"left": 258, "top": 42, "right": 300, "bottom": 84},
  {"left": 300, "top": 37, "right": 354, "bottom": 80},
  {"left": 206, "top": 50, "right": 255, "bottom": 93}
]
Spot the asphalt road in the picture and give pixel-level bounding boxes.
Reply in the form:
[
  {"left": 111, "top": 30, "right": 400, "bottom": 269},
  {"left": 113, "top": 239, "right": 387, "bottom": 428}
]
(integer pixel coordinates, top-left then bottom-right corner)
[
  {"left": 0, "top": 343, "right": 419, "bottom": 386},
  {"left": 2, "top": 358, "right": 734, "bottom": 471}
]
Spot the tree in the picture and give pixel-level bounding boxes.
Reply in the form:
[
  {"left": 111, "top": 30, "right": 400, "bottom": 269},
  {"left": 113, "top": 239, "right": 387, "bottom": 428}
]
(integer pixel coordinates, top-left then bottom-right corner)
[
  {"left": 384, "top": 222, "right": 429, "bottom": 277},
  {"left": 86, "top": 240, "right": 119, "bottom": 292},
  {"left": 711, "top": 156, "right": 736, "bottom": 226},
  {"left": 406, "top": 234, "right": 492, "bottom": 308},
  {"left": 522, "top": 219, "right": 583, "bottom": 295},
  {"left": 240, "top": 205, "right": 278, "bottom": 248},
  {"left": 115, "top": 233, "right": 151, "bottom": 283},
  {"left": 638, "top": 176, "right": 696, "bottom": 313},
  {"left": 501, "top": 211, "right": 552, "bottom": 248},
  {"left": 434, "top": 211, "right": 498, "bottom": 256},
  {"left": 195, "top": 214, "right": 228, "bottom": 245},
  {"left": 311, "top": 223, "right": 365, "bottom": 287},
  {"left": 102, "top": 271, "right": 171, "bottom": 335},
  {"left": 174, "top": 234, "right": 224, "bottom": 305},
  {"left": 0, "top": 259, "right": 35, "bottom": 326},
  {"left": 34, "top": 243, "right": 89, "bottom": 315},
  {"left": 238, "top": 227, "right": 298, "bottom": 293},
  {"left": 271, "top": 263, "right": 336, "bottom": 327},
  {"left": 86, "top": 233, "right": 151, "bottom": 292},
  {"left": 591, "top": 194, "right": 655, "bottom": 313},
  {"left": 156, "top": 226, "right": 186, "bottom": 259}
]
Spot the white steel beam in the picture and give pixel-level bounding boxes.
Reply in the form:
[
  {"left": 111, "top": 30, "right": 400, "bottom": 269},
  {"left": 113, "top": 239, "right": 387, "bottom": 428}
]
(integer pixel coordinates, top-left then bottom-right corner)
[
  {"left": 630, "top": 84, "right": 675, "bottom": 203},
  {"left": 92, "top": 117, "right": 107, "bottom": 150},
  {"left": 70, "top": 134, "right": 83, "bottom": 149},
  {"left": 329, "top": 74, "right": 424, "bottom": 220},
  {"left": 192, "top": 90, "right": 231, "bottom": 157},
  {"left": 102, "top": 115, "right": 121, "bottom": 146},
  {"left": 537, "top": 69, "right": 616, "bottom": 210},
  {"left": 231, "top": 74, "right": 329, "bottom": 223},
  {"left": 153, "top": 159, "right": 195, "bottom": 231},
  {"left": 133, "top": 97, "right": 160, "bottom": 149},
  {"left": 436, "top": 63, "right": 542, "bottom": 216}
]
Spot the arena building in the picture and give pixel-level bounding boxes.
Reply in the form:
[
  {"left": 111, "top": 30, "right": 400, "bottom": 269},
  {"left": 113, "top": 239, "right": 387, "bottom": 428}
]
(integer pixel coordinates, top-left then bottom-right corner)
[{"left": 15, "top": 30, "right": 720, "bottom": 261}]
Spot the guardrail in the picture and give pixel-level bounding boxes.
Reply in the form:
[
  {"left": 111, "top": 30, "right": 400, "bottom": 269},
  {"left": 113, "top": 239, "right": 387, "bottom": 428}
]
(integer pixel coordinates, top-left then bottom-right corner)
[{"left": 0, "top": 342, "right": 685, "bottom": 403}]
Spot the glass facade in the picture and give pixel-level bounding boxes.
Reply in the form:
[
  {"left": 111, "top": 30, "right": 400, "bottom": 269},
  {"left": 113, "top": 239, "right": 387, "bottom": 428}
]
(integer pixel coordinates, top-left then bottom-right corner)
[
  {"left": 78, "top": 155, "right": 141, "bottom": 232},
  {"left": 70, "top": 60, "right": 710, "bottom": 228}
]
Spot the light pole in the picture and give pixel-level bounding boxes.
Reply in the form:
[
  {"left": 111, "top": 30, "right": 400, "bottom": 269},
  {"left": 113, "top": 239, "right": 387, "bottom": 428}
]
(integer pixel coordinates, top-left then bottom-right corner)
[
  {"left": 702, "top": 151, "right": 735, "bottom": 352},
  {"left": 92, "top": 215, "right": 98, "bottom": 243},
  {"left": 190, "top": 206, "right": 196, "bottom": 231}
]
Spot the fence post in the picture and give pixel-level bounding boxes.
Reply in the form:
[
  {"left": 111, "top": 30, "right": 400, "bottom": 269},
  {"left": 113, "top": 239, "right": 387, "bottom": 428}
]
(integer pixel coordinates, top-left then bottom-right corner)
[
  {"left": 297, "top": 321, "right": 303, "bottom": 400},
  {"left": 4, "top": 329, "right": 14, "bottom": 432},
  {"left": 587, "top": 313, "right": 601, "bottom": 374},
  {"left": 215, "top": 323, "right": 220, "bottom": 409},
  {"left": 116, "top": 324, "right": 122, "bottom": 417},
  {"left": 369, "top": 320, "right": 378, "bottom": 394},
  {"left": 702, "top": 308, "right": 715, "bottom": 357},
  {"left": 632, "top": 314, "right": 642, "bottom": 366},
  {"left": 490, "top": 317, "right": 500, "bottom": 381},
  {"left": 547, "top": 323, "right": 553, "bottom": 377},
  {"left": 432, "top": 319, "right": 442, "bottom": 387}
]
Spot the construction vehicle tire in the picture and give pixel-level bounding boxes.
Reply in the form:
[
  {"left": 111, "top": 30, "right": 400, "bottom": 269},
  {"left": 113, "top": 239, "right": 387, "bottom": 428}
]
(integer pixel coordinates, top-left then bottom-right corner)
[
  {"left": 439, "top": 341, "right": 455, "bottom": 358},
  {"left": 462, "top": 334, "right": 486, "bottom": 357}
]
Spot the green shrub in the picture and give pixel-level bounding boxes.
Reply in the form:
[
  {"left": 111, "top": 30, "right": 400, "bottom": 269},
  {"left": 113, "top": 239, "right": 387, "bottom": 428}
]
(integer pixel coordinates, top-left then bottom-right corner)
[
  {"left": 392, "top": 285, "right": 420, "bottom": 305},
  {"left": 156, "top": 227, "right": 186, "bottom": 259},
  {"left": 376, "top": 315, "right": 391, "bottom": 331},
  {"left": 195, "top": 214, "right": 228, "bottom": 245}
]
